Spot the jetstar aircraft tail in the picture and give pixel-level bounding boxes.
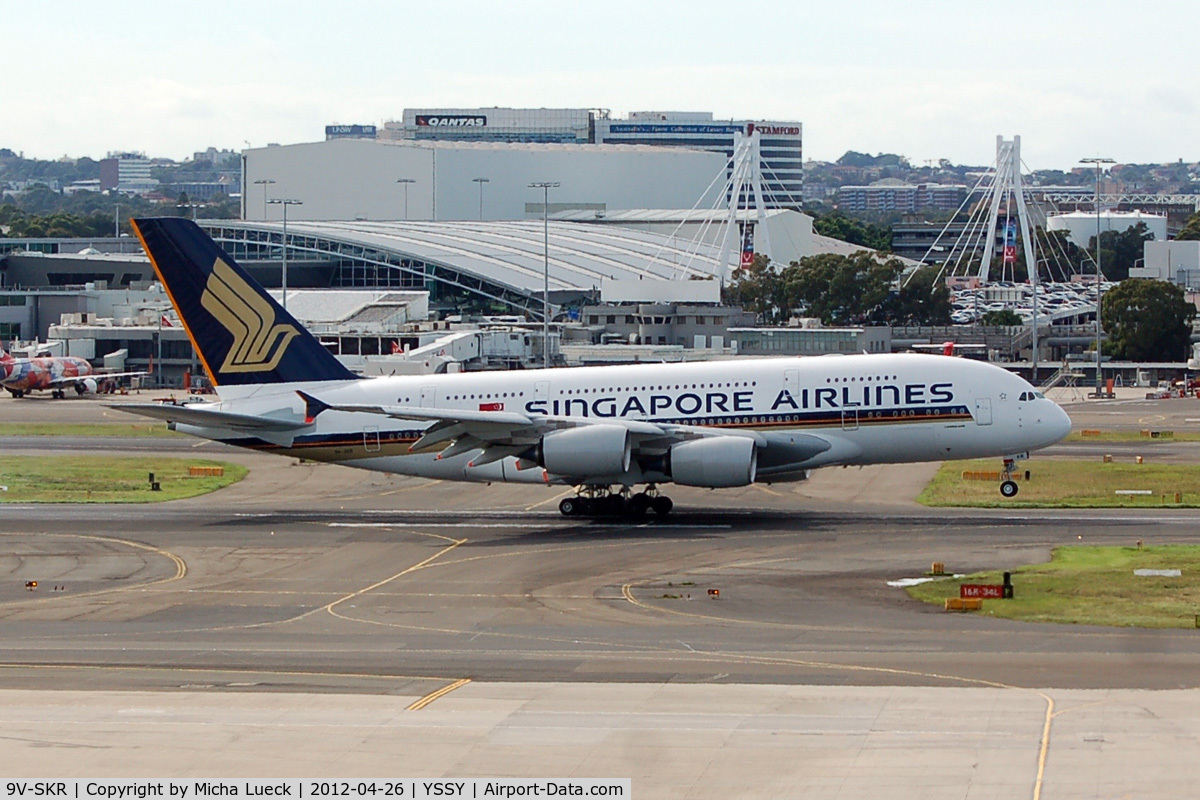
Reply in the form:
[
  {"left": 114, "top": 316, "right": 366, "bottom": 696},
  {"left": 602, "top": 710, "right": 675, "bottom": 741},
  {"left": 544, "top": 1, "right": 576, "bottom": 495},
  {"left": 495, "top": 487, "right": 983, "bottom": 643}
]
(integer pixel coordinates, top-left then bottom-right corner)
[{"left": 131, "top": 217, "right": 358, "bottom": 387}]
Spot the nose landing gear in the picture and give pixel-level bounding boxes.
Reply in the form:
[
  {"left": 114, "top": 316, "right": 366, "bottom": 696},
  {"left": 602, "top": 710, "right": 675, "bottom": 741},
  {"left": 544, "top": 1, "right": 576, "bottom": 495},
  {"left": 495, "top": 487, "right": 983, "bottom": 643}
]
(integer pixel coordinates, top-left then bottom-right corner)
[
  {"left": 558, "top": 485, "right": 674, "bottom": 518},
  {"left": 999, "top": 457, "right": 1019, "bottom": 498}
]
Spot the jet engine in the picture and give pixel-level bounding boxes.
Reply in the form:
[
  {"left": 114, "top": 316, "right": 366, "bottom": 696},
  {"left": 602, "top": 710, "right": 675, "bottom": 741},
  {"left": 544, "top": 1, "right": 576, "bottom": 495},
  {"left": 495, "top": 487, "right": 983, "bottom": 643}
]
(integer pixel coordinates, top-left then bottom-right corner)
[
  {"left": 538, "top": 425, "right": 631, "bottom": 477},
  {"left": 75, "top": 378, "right": 98, "bottom": 395},
  {"left": 669, "top": 437, "right": 757, "bottom": 487}
]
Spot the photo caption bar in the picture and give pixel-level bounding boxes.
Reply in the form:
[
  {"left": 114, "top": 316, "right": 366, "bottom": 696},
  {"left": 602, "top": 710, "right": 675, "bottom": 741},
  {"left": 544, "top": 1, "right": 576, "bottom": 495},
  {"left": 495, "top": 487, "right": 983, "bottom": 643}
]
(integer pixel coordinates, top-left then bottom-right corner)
[{"left": 0, "top": 782, "right": 631, "bottom": 800}]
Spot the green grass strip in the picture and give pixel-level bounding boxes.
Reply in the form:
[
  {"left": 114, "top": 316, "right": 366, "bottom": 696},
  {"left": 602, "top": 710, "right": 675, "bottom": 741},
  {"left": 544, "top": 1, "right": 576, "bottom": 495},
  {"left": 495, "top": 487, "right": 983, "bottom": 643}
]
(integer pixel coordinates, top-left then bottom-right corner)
[
  {"left": 918, "top": 458, "right": 1200, "bottom": 508},
  {"left": 0, "top": 422, "right": 181, "bottom": 438},
  {"left": 1064, "top": 430, "right": 1200, "bottom": 443},
  {"left": 907, "top": 545, "right": 1200, "bottom": 628},
  {"left": 0, "top": 456, "right": 246, "bottom": 503}
]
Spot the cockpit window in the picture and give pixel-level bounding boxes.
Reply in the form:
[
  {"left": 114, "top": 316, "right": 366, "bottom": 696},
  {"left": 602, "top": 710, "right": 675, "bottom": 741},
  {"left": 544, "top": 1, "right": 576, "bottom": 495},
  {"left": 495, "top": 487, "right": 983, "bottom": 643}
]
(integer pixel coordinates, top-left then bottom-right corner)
[
  {"left": 1018, "top": 392, "right": 1028, "bottom": 401},
  {"left": 1034, "top": 391, "right": 1045, "bottom": 399}
]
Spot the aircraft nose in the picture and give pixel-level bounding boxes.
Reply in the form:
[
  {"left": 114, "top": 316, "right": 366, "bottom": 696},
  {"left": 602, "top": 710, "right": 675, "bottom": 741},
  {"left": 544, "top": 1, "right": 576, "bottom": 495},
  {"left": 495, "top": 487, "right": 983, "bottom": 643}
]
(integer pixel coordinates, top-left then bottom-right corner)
[{"left": 1049, "top": 402, "right": 1072, "bottom": 443}]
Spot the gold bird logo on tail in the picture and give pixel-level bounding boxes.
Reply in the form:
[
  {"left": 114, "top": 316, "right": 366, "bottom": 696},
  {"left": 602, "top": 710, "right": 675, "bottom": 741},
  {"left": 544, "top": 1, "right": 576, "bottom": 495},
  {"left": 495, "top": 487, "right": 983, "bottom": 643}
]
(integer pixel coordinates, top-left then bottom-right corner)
[{"left": 201, "top": 258, "right": 300, "bottom": 373}]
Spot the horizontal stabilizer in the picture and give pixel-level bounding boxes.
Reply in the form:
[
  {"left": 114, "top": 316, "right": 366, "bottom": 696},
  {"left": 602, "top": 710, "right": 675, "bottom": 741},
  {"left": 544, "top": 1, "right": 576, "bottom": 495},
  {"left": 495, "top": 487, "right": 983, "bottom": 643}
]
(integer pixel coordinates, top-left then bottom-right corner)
[{"left": 109, "top": 403, "right": 311, "bottom": 432}]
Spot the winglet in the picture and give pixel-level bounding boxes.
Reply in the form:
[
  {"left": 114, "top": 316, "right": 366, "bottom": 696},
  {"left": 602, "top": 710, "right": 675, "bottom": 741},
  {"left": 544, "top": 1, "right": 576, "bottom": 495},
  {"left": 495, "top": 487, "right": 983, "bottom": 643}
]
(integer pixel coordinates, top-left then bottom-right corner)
[{"left": 296, "top": 390, "right": 331, "bottom": 424}]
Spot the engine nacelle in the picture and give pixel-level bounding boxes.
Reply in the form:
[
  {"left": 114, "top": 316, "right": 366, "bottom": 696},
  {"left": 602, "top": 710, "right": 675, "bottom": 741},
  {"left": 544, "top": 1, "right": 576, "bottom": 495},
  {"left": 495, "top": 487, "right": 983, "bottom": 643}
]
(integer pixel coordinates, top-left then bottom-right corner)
[
  {"left": 669, "top": 436, "right": 757, "bottom": 487},
  {"left": 540, "top": 425, "right": 631, "bottom": 477},
  {"left": 76, "top": 378, "right": 97, "bottom": 395}
]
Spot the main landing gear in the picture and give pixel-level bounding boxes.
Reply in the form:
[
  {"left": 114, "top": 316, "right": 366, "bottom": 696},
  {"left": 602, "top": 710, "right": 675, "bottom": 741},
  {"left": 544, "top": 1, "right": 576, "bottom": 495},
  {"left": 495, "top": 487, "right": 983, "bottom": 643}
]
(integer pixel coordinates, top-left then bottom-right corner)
[{"left": 558, "top": 485, "right": 674, "bottom": 518}]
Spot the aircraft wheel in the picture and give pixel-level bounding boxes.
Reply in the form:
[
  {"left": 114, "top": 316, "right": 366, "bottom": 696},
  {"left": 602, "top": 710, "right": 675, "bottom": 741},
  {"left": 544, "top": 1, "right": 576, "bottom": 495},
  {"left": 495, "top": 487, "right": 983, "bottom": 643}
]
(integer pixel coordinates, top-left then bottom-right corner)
[
  {"left": 1000, "top": 480, "right": 1019, "bottom": 498},
  {"left": 559, "top": 497, "right": 583, "bottom": 516},
  {"left": 627, "top": 493, "right": 651, "bottom": 518},
  {"left": 651, "top": 496, "right": 674, "bottom": 517}
]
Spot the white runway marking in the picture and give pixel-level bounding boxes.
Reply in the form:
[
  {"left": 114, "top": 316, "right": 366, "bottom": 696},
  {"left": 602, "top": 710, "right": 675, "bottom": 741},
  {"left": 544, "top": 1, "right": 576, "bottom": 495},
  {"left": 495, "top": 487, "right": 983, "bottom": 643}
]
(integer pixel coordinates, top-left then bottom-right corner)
[{"left": 325, "top": 522, "right": 732, "bottom": 530}]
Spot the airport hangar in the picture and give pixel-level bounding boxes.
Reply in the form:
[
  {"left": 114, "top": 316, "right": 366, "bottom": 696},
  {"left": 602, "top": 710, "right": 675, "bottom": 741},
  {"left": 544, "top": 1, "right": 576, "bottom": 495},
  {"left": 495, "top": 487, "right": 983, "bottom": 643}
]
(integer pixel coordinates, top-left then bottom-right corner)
[{"left": 240, "top": 137, "right": 733, "bottom": 223}]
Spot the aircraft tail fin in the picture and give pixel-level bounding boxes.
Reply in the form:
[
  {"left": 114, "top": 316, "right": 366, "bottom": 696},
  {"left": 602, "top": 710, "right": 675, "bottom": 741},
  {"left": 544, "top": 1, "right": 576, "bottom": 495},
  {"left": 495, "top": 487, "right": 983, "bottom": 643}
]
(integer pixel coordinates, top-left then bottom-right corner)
[
  {"left": 0, "top": 345, "right": 12, "bottom": 365},
  {"left": 131, "top": 217, "right": 358, "bottom": 387}
]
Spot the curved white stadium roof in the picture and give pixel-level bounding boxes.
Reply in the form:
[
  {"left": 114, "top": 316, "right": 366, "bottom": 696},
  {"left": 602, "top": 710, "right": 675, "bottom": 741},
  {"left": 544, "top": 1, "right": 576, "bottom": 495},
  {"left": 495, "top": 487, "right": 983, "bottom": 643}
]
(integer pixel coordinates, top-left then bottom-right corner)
[{"left": 213, "top": 219, "right": 726, "bottom": 296}]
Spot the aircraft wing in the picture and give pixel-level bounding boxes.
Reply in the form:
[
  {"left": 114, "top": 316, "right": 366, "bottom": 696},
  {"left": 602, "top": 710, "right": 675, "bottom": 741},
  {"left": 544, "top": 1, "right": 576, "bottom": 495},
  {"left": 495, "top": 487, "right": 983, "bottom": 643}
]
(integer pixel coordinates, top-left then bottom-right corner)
[
  {"left": 47, "top": 370, "right": 149, "bottom": 388},
  {"left": 110, "top": 402, "right": 312, "bottom": 432},
  {"left": 297, "top": 391, "right": 787, "bottom": 469},
  {"left": 301, "top": 391, "right": 667, "bottom": 435}
]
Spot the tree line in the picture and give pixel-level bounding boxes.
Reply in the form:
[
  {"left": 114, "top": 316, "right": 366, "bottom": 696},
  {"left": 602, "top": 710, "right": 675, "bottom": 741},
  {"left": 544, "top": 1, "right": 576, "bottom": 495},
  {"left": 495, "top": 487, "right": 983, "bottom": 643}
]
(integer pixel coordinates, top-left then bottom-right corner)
[
  {"left": 721, "top": 251, "right": 1195, "bottom": 361},
  {"left": 722, "top": 252, "right": 951, "bottom": 327},
  {"left": 0, "top": 191, "right": 240, "bottom": 238}
]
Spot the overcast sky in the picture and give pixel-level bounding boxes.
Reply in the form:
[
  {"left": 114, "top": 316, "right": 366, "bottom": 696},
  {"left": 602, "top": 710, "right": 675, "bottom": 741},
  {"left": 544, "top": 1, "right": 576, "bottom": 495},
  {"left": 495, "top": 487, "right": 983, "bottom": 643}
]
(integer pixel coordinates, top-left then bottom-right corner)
[{"left": 3, "top": 0, "right": 1194, "bottom": 170}]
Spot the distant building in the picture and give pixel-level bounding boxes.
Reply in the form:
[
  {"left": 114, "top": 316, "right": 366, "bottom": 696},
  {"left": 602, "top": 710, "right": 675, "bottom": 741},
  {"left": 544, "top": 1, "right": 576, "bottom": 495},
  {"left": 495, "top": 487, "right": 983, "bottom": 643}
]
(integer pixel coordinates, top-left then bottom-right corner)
[
  {"left": 596, "top": 112, "right": 803, "bottom": 208},
  {"left": 162, "top": 174, "right": 241, "bottom": 200},
  {"left": 837, "top": 183, "right": 966, "bottom": 213},
  {"left": 63, "top": 179, "right": 102, "bottom": 195},
  {"left": 99, "top": 152, "right": 158, "bottom": 195},
  {"left": 191, "top": 147, "right": 239, "bottom": 166},
  {"left": 578, "top": 301, "right": 755, "bottom": 349},
  {"left": 727, "top": 326, "right": 891, "bottom": 356},
  {"left": 381, "top": 109, "right": 590, "bottom": 144},
  {"left": 1132, "top": 240, "right": 1200, "bottom": 289},
  {"left": 3, "top": 178, "right": 61, "bottom": 192},
  {"left": 375, "top": 107, "right": 804, "bottom": 207},
  {"left": 892, "top": 220, "right": 1003, "bottom": 264}
]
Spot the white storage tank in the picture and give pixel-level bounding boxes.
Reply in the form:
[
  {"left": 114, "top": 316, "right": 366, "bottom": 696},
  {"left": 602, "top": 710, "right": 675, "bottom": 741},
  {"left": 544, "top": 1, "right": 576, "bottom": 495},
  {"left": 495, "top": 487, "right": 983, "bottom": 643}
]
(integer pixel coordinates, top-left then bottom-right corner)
[{"left": 1047, "top": 210, "right": 1168, "bottom": 247}]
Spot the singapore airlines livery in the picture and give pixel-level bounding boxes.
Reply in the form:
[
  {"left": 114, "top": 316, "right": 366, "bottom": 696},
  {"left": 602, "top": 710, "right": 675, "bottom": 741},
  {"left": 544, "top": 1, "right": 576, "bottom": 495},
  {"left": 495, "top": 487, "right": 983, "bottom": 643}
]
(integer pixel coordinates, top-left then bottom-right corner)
[{"left": 116, "top": 218, "right": 1072, "bottom": 516}]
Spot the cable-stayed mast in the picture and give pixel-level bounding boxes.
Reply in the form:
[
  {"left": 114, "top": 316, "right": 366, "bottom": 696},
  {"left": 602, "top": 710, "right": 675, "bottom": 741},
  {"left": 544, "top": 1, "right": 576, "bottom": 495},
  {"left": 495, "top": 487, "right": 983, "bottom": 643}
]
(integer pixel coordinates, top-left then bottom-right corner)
[{"left": 716, "top": 130, "right": 773, "bottom": 275}]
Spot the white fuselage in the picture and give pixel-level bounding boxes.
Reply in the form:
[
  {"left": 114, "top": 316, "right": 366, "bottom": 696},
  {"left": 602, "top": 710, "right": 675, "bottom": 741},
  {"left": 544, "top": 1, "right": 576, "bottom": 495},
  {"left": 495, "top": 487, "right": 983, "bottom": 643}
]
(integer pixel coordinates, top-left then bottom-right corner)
[{"left": 178, "top": 353, "right": 1072, "bottom": 487}]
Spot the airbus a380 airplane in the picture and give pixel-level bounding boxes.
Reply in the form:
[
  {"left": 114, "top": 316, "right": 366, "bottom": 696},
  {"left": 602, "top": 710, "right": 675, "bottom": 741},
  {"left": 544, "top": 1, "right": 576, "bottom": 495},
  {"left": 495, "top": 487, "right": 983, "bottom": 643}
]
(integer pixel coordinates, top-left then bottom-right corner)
[{"left": 115, "top": 218, "right": 1072, "bottom": 516}]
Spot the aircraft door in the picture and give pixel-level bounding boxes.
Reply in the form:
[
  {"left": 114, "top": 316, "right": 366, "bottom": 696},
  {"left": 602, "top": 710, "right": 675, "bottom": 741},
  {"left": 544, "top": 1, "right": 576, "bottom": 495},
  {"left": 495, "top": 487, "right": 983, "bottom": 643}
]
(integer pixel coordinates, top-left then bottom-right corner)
[
  {"left": 363, "top": 425, "right": 381, "bottom": 452},
  {"left": 974, "top": 397, "right": 993, "bottom": 426},
  {"left": 841, "top": 408, "right": 859, "bottom": 431},
  {"left": 534, "top": 380, "right": 549, "bottom": 407},
  {"left": 420, "top": 386, "right": 436, "bottom": 408},
  {"left": 784, "top": 369, "right": 799, "bottom": 406}
]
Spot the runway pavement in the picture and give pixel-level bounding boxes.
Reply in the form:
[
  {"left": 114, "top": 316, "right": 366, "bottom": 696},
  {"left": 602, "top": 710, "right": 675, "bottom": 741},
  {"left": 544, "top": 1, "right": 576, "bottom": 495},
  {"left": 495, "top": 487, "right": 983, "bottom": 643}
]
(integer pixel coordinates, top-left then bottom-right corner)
[
  {"left": 4, "top": 437, "right": 1200, "bottom": 692},
  {"left": 3, "top": 389, "right": 1200, "bottom": 795}
]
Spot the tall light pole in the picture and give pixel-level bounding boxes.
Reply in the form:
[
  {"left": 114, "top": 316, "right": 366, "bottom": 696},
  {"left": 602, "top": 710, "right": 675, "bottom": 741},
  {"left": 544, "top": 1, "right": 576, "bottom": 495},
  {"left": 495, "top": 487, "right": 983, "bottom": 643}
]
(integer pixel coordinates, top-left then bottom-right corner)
[
  {"left": 253, "top": 178, "right": 275, "bottom": 220},
  {"left": 114, "top": 203, "right": 120, "bottom": 238},
  {"left": 1081, "top": 157, "right": 1114, "bottom": 395},
  {"left": 396, "top": 178, "right": 415, "bottom": 220},
  {"left": 472, "top": 177, "right": 490, "bottom": 220},
  {"left": 529, "top": 181, "right": 559, "bottom": 368},
  {"left": 267, "top": 198, "right": 302, "bottom": 310}
]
